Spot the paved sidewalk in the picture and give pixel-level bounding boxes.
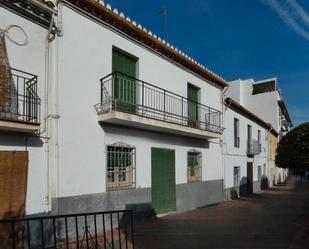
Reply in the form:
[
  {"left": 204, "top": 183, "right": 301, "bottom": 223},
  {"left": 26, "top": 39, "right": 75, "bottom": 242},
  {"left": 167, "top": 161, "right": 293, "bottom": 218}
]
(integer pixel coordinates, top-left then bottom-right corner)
[{"left": 134, "top": 179, "right": 309, "bottom": 249}]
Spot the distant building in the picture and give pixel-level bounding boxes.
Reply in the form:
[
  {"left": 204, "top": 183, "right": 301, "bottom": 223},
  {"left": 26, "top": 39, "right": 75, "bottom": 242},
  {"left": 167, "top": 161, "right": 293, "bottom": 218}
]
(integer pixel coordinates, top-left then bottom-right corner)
[
  {"left": 223, "top": 97, "right": 271, "bottom": 199},
  {"left": 227, "top": 77, "right": 292, "bottom": 135},
  {"left": 227, "top": 78, "right": 292, "bottom": 185}
]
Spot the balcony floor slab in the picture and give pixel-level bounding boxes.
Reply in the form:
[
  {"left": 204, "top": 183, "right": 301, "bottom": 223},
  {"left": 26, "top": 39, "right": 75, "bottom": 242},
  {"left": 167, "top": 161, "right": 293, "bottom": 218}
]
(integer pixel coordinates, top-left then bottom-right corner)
[
  {"left": 98, "top": 111, "right": 222, "bottom": 140},
  {"left": 0, "top": 119, "right": 40, "bottom": 133}
]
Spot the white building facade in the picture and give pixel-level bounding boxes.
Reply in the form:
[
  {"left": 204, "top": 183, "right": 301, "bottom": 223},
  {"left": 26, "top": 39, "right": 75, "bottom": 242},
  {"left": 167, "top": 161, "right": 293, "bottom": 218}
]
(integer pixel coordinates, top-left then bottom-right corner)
[
  {"left": 223, "top": 98, "right": 269, "bottom": 199},
  {"left": 0, "top": 0, "right": 227, "bottom": 217},
  {"left": 227, "top": 77, "right": 292, "bottom": 186},
  {"left": 227, "top": 77, "right": 292, "bottom": 134},
  {"left": 0, "top": 0, "right": 58, "bottom": 217},
  {"left": 0, "top": 0, "right": 293, "bottom": 220}
]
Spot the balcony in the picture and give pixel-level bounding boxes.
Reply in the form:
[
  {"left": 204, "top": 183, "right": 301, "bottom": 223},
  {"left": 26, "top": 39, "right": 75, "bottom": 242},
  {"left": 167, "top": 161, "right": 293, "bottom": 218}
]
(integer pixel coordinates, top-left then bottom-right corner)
[
  {"left": 247, "top": 139, "right": 261, "bottom": 156},
  {"left": 0, "top": 68, "right": 40, "bottom": 133},
  {"left": 94, "top": 72, "right": 223, "bottom": 139}
]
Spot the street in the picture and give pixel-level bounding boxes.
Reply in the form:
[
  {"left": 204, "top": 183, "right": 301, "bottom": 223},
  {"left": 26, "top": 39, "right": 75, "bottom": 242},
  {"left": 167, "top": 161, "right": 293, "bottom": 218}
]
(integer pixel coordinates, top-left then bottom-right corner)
[{"left": 134, "top": 179, "right": 309, "bottom": 249}]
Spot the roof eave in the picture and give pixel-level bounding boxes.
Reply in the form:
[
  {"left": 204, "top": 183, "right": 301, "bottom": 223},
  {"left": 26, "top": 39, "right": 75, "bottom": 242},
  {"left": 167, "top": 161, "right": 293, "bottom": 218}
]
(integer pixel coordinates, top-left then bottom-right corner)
[{"left": 64, "top": 0, "right": 228, "bottom": 89}]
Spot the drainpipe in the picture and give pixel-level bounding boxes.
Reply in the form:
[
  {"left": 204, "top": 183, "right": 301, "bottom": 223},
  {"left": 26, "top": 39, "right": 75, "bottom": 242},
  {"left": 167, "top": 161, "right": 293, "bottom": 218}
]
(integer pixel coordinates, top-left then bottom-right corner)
[
  {"left": 43, "top": 14, "right": 54, "bottom": 213},
  {"left": 221, "top": 86, "right": 228, "bottom": 200},
  {"left": 43, "top": 9, "right": 63, "bottom": 212},
  {"left": 268, "top": 126, "right": 273, "bottom": 186},
  {"left": 52, "top": 3, "right": 64, "bottom": 214}
]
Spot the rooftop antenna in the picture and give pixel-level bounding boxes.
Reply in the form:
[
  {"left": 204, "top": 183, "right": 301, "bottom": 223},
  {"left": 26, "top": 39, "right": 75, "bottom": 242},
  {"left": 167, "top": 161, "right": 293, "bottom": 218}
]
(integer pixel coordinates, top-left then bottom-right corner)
[{"left": 154, "top": 3, "right": 169, "bottom": 41}]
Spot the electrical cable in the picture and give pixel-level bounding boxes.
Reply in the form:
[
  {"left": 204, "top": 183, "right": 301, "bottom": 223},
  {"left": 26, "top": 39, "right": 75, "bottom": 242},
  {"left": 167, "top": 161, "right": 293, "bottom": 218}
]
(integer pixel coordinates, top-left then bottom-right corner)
[{"left": 0, "top": 25, "right": 29, "bottom": 46}]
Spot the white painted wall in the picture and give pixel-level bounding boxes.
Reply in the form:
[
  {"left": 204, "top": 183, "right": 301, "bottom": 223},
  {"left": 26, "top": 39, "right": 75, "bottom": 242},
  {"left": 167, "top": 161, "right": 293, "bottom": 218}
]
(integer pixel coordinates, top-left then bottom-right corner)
[
  {"left": 56, "top": 4, "right": 224, "bottom": 198},
  {"left": 248, "top": 92, "right": 280, "bottom": 132},
  {"left": 0, "top": 7, "right": 48, "bottom": 214},
  {"left": 227, "top": 79, "right": 281, "bottom": 132},
  {"left": 223, "top": 107, "right": 268, "bottom": 190},
  {"left": 104, "top": 127, "right": 222, "bottom": 187}
]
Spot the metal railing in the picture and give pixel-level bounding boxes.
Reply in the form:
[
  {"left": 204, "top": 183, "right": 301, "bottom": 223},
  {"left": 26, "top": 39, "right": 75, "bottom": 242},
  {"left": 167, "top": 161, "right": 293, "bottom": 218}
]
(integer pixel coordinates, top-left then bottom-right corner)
[
  {"left": 247, "top": 139, "right": 261, "bottom": 156},
  {"left": 0, "top": 68, "right": 40, "bottom": 124},
  {"left": 0, "top": 210, "right": 134, "bottom": 249},
  {"left": 95, "top": 72, "right": 223, "bottom": 134}
]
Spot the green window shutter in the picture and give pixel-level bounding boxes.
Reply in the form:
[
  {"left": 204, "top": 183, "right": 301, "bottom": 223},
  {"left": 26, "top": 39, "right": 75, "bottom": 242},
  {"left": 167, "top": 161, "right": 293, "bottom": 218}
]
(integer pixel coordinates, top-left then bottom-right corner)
[
  {"left": 112, "top": 51, "right": 136, "bottom": 77},
  {"left": 187, "top": 84, "right": 199, "bottom": 125},
  {"left": 112, "top": 50, "right": 137, "bottom": 113}
]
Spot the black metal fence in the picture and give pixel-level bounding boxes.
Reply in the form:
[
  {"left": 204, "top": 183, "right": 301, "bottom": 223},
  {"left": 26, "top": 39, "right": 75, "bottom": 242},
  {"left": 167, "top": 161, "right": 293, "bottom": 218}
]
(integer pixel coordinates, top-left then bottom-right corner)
[
  {"left": 96, "top": 72, "right": 223, "bottom": 133},
  {"left": 0, "top": 68, "right": 40, "bottom": 124},
  {"left": 0, "top": 210, "right": 134, "bottom": 249}
]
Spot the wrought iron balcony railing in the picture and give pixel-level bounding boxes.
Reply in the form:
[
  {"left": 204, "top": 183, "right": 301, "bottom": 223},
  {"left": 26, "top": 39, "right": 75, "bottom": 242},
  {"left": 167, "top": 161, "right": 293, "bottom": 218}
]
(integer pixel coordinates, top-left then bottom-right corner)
[
  {"left": 95, "top": 72, "right": 223, "bottom": 134},
  {"left": 247, "top": 139, "right": 261, "bottom": 156},
  {"left": 0, "top": 68, "right": 41, "bottom": 124}
]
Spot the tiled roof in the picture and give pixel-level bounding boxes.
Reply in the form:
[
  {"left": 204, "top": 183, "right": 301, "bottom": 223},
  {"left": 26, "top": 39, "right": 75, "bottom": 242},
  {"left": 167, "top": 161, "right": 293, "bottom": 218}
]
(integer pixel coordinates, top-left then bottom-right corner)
[{"left": 65, "top": 0, "right": 228, "bottom": 89}]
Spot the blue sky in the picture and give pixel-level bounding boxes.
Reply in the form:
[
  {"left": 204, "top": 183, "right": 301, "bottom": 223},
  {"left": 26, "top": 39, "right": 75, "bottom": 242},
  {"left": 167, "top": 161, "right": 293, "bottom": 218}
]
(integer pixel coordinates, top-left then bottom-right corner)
[{"left": 107, "top": 0, "right": 309, "bottom": 126}]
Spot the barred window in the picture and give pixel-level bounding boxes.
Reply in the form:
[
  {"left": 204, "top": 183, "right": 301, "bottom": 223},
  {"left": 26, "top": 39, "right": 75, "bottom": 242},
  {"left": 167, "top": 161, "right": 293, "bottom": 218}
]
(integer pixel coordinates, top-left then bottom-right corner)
[
  {"left": 187, "top": 150, "right": 202, "bottom": 182},
  {"left": 107, "top": 143, "right": 136, "bottom": 190}
]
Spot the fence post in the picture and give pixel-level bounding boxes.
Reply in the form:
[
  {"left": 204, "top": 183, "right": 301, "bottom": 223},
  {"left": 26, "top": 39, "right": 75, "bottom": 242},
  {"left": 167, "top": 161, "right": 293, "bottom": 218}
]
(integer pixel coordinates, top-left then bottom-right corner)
[{"left": 130, "top": 210, "right": 135, "bottom": 249}]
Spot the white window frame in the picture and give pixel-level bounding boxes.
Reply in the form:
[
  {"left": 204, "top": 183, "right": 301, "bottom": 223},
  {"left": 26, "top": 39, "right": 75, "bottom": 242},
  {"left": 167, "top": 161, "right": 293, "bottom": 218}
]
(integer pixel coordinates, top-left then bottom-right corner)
[
  {"left": 258, "top": 165, "right": 262, "bottom": 181},
  {"left": 187, "top": 149, "right": 202, "bottom": 182},
  {"left": 233, "top": 166, "right": 240, "bottom": 187}
]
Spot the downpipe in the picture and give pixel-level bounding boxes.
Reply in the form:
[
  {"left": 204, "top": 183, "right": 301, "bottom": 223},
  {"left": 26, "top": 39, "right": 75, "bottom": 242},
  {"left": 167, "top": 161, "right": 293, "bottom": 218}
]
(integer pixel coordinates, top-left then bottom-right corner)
[
  {"left": 221, "top": 86, "right": 228, "bottom": 201},
  {"left": 39, "top": 0, "right": 63, "bottom": 213},
  {"left": 43, "top": 9, "right": 62, "bottom": 213},
  {"left": 43, "top": 13, "right": 55, "bottom": 213}
]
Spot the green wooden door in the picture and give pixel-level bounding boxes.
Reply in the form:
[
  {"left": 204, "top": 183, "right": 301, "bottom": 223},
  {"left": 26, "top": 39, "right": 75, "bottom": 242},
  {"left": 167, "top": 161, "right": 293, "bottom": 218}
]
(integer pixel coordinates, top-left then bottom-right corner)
[
  {"left": 112, "top": 50, "right": 137, "bottom": 113},
  {"left": 187, "top": 84, "right": 199, "bottom": 127},
  {"left": 151, "top": 148, "right": 176, "bottom": 214}
]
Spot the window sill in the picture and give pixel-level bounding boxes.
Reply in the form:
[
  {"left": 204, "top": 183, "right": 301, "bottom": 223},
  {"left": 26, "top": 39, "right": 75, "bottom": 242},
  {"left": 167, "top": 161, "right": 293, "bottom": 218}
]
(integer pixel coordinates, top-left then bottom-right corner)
[
  {"left": 107, "top": 186, "right": 136, "bottom": 192},
  {"left": 187, "top": 179, "right": 202, "bottom": 183}
]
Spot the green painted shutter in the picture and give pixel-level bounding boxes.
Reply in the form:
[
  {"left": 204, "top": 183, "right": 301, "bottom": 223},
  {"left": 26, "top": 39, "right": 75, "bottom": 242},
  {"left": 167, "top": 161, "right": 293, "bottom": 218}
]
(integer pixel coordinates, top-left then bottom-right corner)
[
  {"left": 112, "top": 50, "right": 137, "bottom": 112},
  {"left": 151, "top": 148, "right": 176, "bottom": 214},
  {"left": 187, "top": 84, "right": 199, "bottom": 126}
]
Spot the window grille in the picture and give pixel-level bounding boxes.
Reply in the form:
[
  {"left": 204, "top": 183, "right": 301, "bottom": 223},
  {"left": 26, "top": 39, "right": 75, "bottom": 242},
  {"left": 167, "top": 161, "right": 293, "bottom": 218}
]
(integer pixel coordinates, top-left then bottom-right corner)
[
  {"left": 187, "top": 150, "right": 202, "bottom": 182},
  {"left": 106, "top": 142, "right": 136, "bottom": 190}
]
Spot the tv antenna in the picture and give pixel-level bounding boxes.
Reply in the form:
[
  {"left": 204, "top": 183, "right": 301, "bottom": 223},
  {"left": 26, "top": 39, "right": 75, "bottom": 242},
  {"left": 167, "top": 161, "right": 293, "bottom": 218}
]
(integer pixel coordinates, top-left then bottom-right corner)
[{"left": 154, "top": 3, "right": 169, "bottom": 41}]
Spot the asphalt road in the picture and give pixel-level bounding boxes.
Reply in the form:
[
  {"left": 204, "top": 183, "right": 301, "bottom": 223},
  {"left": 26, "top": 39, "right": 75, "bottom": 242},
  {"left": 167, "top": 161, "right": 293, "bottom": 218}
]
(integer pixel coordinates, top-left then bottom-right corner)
[{"left": 134, "top": 178, "right": 309, "bottom": 249}]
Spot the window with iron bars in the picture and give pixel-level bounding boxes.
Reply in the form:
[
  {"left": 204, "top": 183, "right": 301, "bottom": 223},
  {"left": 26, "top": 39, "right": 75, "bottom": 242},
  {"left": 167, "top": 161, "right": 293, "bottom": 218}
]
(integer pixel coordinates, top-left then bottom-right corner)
[
  {"left": 106, "top": 143, "right": 136, "bottom": 190},
  {"left": 187, "top": 150, "right": 202, "bottom": 182}
]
